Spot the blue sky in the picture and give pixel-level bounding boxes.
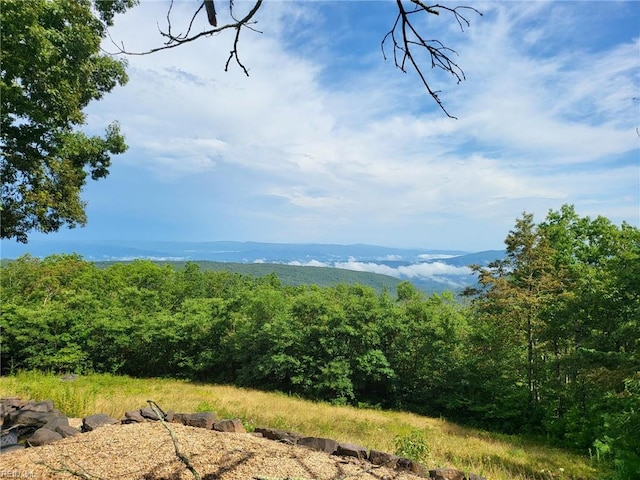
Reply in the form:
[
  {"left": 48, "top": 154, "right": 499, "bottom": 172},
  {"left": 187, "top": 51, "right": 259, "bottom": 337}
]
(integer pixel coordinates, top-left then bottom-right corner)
[{"left": 9, "top": 1, "right": 640, "bottom": 251}]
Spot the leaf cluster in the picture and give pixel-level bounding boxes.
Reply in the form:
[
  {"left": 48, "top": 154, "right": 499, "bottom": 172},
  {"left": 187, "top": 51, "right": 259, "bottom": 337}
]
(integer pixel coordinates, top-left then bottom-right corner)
[{"left": 1, "top": 0, "right": 133, "bottom": 242}]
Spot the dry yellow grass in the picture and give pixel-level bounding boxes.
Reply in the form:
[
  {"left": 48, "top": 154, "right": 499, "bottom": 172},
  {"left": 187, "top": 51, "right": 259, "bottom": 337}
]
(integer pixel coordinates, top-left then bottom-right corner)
[{"left": 0, "top": 372, "right": 607, "bottom": 480}]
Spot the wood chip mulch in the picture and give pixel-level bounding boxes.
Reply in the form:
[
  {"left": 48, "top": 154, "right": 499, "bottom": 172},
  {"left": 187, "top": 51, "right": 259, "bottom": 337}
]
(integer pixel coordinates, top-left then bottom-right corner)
[{"left": 0, "top": 422, "right": 424, "bottom": 480}]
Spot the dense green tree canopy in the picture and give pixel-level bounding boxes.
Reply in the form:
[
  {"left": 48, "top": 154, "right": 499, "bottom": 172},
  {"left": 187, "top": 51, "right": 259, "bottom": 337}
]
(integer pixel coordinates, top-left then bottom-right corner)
[
  {"left": 1, "top": 206, "right": 638, "bottom": 475},
  {"left": 465, "top": 206, "right": 639, "bottom": 475},
  {"left": 0, "top": 0, "right": 137, "bottom": 242}
]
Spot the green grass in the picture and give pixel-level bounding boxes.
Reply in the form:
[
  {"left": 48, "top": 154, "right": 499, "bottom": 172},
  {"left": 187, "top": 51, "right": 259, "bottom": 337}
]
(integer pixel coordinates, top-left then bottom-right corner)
[{"left": 0, "top": 371, "right": 610, "bottom": 480}]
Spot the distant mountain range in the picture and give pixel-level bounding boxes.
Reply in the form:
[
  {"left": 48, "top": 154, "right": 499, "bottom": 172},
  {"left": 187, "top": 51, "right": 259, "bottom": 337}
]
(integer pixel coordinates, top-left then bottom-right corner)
[{"left": 0, "top": 240, "right": 505, "bottom": 293}]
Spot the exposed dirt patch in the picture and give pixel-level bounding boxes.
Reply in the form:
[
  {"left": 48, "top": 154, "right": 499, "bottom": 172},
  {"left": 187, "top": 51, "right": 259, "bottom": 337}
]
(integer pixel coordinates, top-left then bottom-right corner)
[{"left": 1, "top": 422, "right": 423, "bottom": 479}]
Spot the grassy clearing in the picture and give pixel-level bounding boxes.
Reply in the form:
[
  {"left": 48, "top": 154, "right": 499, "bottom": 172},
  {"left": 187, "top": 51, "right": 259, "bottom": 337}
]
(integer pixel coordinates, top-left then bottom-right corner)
[{"left": 0, "top": 371, "right": 608, "bottom": 480}]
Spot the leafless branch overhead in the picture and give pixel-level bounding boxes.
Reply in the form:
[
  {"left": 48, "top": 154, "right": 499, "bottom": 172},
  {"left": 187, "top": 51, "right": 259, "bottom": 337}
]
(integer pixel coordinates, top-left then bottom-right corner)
[
  {"left": 107, "top": 0, "right": 263, "bottom": 77},
  {"left": 382, "top": 1, "right": 482, "bottom": 118},
  {"left": 107, "top": 0, "right": 480, "bottom": 116}
]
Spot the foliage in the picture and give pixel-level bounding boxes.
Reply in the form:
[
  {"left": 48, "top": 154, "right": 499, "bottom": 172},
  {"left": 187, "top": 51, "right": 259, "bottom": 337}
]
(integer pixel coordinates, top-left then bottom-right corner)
[
  {"left": 0, "top": 0, "right": 136, "bottom": 242},
  {"left": 393, "top": 429, "right": 430, "bottom": 463},
  {"left": 98, "top": 260, "right": 407, "bottom": 294},
  {"left": 1, "top": 205, "right": 637, "bottom": 475},
  {"left": 465, "top": 205, "right": 639, "bottom": 471},
  {"left": 593, "top": 374, "right": 640, "bottom": 479}
]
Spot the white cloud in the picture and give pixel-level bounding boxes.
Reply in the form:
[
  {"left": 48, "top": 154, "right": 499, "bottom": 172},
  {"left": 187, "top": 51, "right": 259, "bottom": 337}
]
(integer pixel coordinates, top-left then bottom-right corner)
[
  {"left": 287, "top": 259, "right": 329, "bottom": 268},
  {"left": 381, "top": 254, "right": 403, "bottom": 261},
  {"left": 76, "top": 1, "right": 639, "bottom": 250},
  {"left": 398, "top": 262, "right": 472, "bottom": 279},
  {"left": 450, "top": 3, "right": 638, "bottom": 164},
  {"left": 103, "top": 256, "right": 187, "bottom": 262},
  {"left": 267, "top": 187, "right": 349, "bottom": 209},
  {"left": 417, "top": 254, "right": 456, "bottom": 260},
  {"left": 328, "top": 258, "right": 472, "bottom": 281},
  {"left": 334, "top": 259, "right": 401, "bottom": 278}
]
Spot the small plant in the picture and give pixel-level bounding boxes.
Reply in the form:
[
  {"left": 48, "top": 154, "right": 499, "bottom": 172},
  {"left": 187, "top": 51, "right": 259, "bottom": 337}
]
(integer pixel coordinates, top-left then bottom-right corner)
[
  {"left": 242, "top": 417, "right": 257, "bottom": 432},
  {"left": 393, "top": 429, "right": 430, "bottom": 463}
]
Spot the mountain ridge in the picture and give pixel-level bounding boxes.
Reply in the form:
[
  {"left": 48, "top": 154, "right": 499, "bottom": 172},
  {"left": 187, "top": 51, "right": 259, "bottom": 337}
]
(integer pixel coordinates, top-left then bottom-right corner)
[{"left": 0, "top": 240, "right": 505, "bottom": 293}]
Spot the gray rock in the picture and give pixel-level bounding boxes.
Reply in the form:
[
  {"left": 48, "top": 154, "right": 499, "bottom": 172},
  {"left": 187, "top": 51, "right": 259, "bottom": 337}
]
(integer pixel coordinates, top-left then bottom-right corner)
[
  {"left": 337, "top": 442, "right": 368, "bottom": 459},
  {"left": 5, "top": 409, "right": 61, "bottom": 429},
  {"left": 0, "top": 397, "right": 24, "bottom": 421},
  {"left": 122, "top": 410, "right": 146, "bottom": 424},
  {"left": 171, "top": 413, "right": 187, "bottom": 424},
  {"left": 140, "top": 407, "right": 162, "bottom": 421},
  {"left": 174, "top": 412, "right": 216, "bottom": 429},
  {"left": 429, "top": 468, "right": 466, "bottom": 480},
  {"left": 43, "top": 415, "right": 70, "bottom": 431},
  {"left": 213, "top": 419, "right": 246, "bottom": 433},
  {"left": 253, "top": 427, "right": 301, "bottom": 444},
  {"left": 23, "top": 400, "right": 55, "bottom": 413},
  {"left": 397, "top": 458, "right": 426, "bottom": 477},
  {"left": 82, "top": 414, "right": 118, "bottom": 432},
  {"left": 297, "top": 436, "right": 339, "bottom": 454},
  {"left": 0, "top": 397, "right": 24, "bottom": 410},
  {"left": 28, "top": 427, "right": 63, "bottom": 446},
  {"left": 368, "top": 449, "right": 399, "bottom": 467},
  {"left": 55, "top": 425, "right": 80, "bottom": 438}
]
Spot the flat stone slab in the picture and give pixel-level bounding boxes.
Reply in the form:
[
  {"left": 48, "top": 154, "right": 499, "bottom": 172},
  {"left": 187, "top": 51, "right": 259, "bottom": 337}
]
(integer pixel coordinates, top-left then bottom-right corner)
[
  {"left": 213, "top": 419, "right": 246, "bottom": 433},
  {"left": 5, "top": 409, "right": 64, "bottom": 429},
  {"left": 82, "top": 414, "right": 119, "bottom": 432},
  {"left": 337, "top": 442, "right": 368, "bottom": 459},
  {"left": 55, "top": 425, "right": 80, "bottom": 438},
  {"left": 122, "top": 410, "right": 146, "bottom": 424},
  {"left": 23, "top": 400, "right": 55, "bottom": 412},
  {"left": 44, "top": 415, "right": 70, "bottom": 431},
  {"left": 140, "top": 407, "right": 162, "bottom": 421},
  {"left": 297, "top": 436, "right": 339, "bottom": 454},
  {"left": 173, "top": 412, "right": 217, "bottom": 429},
  {"left": 368, "top": 449, "right": 399, "bottom": 467},
  {"left": 28, "top": 427, "right": 63, "bottom": 446},
  {"left": 253, "top": 427, "right": 301, "bottom": 444},
  {"left": 429, "top": 468, "right": 466, "bottom": 480},
  {"left": 397, "top": 458, "right": 426, "bottom": 477}
]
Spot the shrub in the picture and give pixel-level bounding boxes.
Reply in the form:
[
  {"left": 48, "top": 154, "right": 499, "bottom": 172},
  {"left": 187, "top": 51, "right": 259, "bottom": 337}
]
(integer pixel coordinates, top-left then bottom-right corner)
[{"left": 393, "top": 429, "right": 430, "bottom": 462}]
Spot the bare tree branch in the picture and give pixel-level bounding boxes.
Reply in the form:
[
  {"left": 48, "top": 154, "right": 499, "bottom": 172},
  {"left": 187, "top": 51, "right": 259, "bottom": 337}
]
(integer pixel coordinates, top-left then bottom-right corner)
[
  {"left": 107, "top": 0, "right": 263, "bottom": 79},
  {"left": 148, "top": 400, "right": 201, "bottom": 480},
  {"left": 108, "top": 0, "right": 480, "bottom": 116},
  {"left": 382, "top": 1, "right": 482, "bottom": 118}
]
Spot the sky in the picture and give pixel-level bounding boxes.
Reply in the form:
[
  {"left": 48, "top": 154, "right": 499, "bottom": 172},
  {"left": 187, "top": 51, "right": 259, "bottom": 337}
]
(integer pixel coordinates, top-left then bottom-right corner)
[{"left": 10, "top": 0, "right": 640, "bottom": 251}]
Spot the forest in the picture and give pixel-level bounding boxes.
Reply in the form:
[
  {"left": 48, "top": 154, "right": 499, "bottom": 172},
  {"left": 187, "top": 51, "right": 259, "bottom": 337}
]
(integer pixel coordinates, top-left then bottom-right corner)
[{"left": 1, "top": 205, "right": 638, "bottom": 477}]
